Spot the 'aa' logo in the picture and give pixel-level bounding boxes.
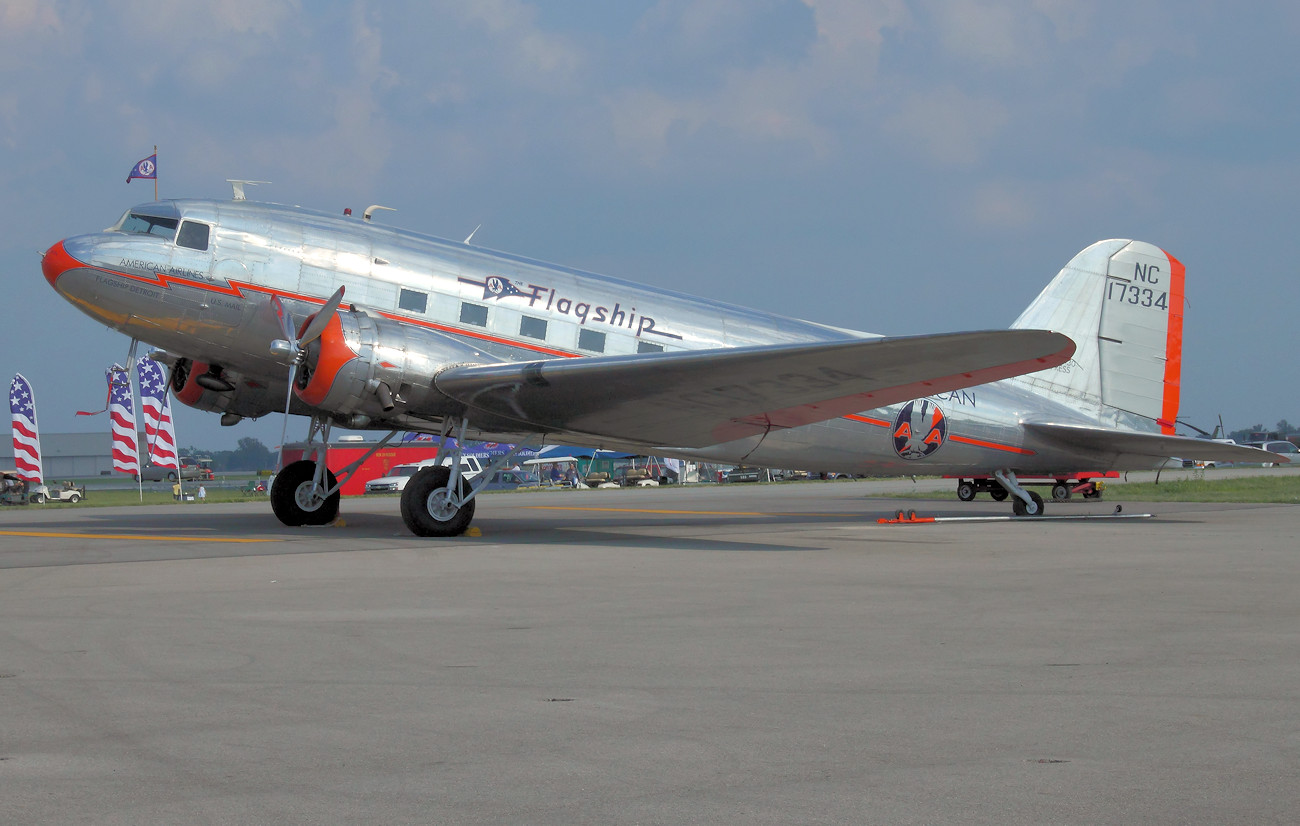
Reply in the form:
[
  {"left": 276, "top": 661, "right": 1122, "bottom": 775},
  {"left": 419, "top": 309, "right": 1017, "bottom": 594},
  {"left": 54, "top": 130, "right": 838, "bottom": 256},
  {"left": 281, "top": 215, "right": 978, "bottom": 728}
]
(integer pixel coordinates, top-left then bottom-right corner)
[
  {"left": 892, "top": 400, "right": 947, "bottom": 460},
  {"left": 484, "top": 276, "right": 525, "bottom": 300}
]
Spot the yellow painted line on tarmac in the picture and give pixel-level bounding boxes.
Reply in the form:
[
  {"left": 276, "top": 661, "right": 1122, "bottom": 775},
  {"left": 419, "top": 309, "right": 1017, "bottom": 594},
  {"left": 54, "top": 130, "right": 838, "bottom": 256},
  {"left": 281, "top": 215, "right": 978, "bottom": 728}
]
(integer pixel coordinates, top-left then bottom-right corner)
[
  {"left": 522, "top": 505, "right": 843, "bottom": 517},
  {"left": 0, "top": 530, "right": 276, "bottom": 544}
]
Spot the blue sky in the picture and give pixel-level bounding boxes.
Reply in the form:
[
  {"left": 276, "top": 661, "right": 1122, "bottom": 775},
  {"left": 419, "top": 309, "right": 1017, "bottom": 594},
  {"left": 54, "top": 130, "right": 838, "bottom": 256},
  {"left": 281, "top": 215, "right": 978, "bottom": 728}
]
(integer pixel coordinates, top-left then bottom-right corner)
[{"left": 2, "top": 0, "right": 1297, "bottom": 451}]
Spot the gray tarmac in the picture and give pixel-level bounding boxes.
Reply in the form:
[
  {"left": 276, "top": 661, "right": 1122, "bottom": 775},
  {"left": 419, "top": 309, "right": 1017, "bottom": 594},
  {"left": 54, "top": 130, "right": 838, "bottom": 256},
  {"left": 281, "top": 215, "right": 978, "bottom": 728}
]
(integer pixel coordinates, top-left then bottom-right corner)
[{"left": 1, "top": 479, "right": 1298, "bottom": 824}]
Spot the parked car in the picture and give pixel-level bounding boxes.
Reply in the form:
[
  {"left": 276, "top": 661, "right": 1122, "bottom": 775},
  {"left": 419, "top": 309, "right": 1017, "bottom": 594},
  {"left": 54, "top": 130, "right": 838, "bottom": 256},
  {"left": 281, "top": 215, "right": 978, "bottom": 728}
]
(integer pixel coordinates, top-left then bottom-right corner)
[
  {"left": 479, "top": 470, "right": 539, "bottom": 491},
  {"left": 1242, "top": 440, "right": 1300, "bottom": 467},
  {"left": 136, "top": 461, "right": 211, "bottom": 482},
  {"left": 364, "top": 456, "right": 485, "bottom": 494}
]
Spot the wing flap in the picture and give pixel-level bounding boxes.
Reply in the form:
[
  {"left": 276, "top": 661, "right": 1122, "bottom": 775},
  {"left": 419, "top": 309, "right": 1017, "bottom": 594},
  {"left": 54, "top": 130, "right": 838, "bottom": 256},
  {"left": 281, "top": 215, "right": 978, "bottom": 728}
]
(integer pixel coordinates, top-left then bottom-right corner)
[
  {"left": 1024, "top": 422, "right": 1289, "bottom": 464},
  {"left": 435, "top": 330, "right": 1074, "bottom": 448}
]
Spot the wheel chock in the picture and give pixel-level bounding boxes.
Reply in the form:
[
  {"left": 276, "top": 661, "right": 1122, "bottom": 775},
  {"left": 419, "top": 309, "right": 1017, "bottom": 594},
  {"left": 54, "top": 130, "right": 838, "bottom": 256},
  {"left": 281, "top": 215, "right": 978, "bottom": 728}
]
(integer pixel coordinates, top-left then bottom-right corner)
[
  {"left": 465, "top": 527, "right": 482, "bottom": 537},
  {"left": 877, "top": 509, "right": 936, "bottom": 524}
]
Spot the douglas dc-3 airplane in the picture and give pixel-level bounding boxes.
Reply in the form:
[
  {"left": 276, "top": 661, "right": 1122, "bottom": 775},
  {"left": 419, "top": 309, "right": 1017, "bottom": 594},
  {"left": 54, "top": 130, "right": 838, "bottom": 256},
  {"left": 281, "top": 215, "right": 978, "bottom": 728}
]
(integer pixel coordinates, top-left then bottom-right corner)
[{"left": 41, "top": 190, "right": 1279, "bottom": 535}]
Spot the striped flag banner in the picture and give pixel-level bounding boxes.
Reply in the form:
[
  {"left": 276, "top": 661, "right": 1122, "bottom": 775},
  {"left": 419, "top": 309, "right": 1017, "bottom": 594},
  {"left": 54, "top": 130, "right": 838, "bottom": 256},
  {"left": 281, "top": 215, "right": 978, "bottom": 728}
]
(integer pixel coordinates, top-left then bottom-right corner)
[
  {"left": 107, "top": 365, "right": 140, "bottom": 476},
  {"left": 9, "top": 373, "right": 43, "bottom": 482},
  {"left": 137, "top": 359, "right": 178, "bottom": 469}
]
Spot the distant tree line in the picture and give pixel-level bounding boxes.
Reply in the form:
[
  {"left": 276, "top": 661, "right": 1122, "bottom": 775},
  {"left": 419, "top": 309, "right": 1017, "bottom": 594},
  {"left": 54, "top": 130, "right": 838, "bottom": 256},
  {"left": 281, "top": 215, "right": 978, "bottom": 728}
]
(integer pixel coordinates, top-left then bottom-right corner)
[{"left": 181, "top": 437, "right": 276, "bottom": 472}]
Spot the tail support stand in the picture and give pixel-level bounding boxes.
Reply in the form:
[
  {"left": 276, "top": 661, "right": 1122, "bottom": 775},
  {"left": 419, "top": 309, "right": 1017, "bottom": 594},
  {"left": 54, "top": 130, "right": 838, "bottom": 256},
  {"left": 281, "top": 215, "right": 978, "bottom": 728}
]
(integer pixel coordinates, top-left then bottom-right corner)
[{"left": 994, "top": 468, "right": 1043, "bottom": 516}]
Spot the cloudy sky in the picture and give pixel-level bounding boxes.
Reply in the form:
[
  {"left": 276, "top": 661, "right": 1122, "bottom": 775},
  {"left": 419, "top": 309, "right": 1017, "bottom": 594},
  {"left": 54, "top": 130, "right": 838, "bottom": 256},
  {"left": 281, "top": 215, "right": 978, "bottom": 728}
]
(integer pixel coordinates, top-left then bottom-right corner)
[{"left": 3, "top": 0, "right": 1297, "bottom": 452}]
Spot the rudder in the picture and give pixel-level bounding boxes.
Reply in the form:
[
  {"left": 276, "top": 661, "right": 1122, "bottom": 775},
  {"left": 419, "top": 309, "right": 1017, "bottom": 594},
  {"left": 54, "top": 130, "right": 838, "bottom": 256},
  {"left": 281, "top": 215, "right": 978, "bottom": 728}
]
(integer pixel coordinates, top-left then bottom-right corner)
[{"left": 1010, "top": 240, "right": 1184, "bottom": 433}]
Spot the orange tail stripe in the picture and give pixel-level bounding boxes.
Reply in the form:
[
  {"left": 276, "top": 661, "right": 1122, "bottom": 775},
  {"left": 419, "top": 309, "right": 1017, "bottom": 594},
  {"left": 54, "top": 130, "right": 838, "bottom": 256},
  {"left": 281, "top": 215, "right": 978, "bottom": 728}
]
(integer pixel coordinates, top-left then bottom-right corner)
[{"left": 1160, "top": 250, "right": 1185, "bottom": 435}]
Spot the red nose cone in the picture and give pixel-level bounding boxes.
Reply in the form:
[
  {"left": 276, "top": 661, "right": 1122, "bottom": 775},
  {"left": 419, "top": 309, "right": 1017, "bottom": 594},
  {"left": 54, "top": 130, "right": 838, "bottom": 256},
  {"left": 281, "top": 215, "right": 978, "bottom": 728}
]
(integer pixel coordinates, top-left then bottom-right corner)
[{"left": 42, "top": 240, "right": 80, "bottom": 289}]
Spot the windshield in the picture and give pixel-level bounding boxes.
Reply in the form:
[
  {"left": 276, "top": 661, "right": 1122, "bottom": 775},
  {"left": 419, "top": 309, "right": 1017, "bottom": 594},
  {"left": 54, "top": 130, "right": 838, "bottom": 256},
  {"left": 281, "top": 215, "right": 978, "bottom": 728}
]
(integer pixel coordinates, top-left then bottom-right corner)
[{"left": 119, "top": 212, "right": 179, "bottom": 238}]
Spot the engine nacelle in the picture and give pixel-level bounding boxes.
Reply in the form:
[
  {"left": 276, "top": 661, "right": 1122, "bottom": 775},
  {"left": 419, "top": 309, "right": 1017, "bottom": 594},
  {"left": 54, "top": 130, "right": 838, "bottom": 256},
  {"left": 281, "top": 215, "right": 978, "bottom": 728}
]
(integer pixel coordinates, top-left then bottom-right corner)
[
  {"left": 294, "top": 309, "right": 492, "bottom": 421},
  {"left": 170, "top": 358, "right": 287, "bottom": 419}
]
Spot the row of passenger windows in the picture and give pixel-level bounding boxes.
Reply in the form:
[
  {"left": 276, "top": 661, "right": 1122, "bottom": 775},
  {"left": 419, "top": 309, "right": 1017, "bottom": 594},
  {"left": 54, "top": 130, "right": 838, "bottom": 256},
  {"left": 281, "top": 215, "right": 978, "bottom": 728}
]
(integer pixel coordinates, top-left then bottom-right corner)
[{"left": 442, "top": 295, "right": 665, "bottom": 354}]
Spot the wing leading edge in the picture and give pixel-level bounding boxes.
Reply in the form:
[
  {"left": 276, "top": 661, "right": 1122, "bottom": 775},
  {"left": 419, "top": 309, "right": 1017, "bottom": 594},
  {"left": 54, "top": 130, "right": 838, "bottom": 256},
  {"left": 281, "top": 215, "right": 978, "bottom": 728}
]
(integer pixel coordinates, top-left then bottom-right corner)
[{"left": 435, "top": 330, "right": 1074, "bottom": 448}]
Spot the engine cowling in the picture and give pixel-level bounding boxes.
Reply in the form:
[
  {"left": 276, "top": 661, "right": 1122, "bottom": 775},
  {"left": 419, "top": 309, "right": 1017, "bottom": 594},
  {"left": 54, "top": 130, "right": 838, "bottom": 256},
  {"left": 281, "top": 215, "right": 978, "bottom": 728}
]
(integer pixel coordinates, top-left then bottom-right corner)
[
  {"left": 170, "top": 358, "right": 287, "bottom": 419},
  {"left": 294, "top": 308, "right": 492, "bottom": 421}
]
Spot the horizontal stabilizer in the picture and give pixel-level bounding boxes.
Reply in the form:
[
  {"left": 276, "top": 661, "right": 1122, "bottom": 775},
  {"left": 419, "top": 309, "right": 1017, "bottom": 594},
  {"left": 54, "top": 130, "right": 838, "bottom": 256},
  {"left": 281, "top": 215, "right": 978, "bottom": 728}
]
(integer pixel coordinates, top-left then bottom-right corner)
[
  {"left": 436, "top": 330, "right": 1074, "bottom": 448},
  {"left": 1024, "top": 422, "right": 1288, "bottom": 464}
]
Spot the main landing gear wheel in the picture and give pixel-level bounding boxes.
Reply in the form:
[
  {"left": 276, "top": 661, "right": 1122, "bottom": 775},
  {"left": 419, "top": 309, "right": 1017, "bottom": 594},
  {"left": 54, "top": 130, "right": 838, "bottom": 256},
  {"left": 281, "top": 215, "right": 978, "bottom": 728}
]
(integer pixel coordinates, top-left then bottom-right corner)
[
  {"left": 401, "top": 466, "right": 476, "bottom": 537},
  {"left": 956, "top": 481, "right": 976, "bottom": 502},
  {"left": 270, "top": 459, "right": 340, "bottom": 526},
  {"left": 1051, "top": 482, "right": 1072, "bottom": 502},
  {"left": 1012, "top": 490, "right": 1045, "bottom": 517},
  {"left": 989, "top": 485, "right": 1009, "bottom": 502}
]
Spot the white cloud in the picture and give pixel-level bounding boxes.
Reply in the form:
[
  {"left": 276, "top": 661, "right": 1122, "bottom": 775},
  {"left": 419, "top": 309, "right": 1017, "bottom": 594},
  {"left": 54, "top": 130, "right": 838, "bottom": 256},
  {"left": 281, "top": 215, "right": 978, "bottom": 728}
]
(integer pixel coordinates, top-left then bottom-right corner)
[
  {"left": 450, "top": 0, "right": 583, "bottom": 91},
  {"left": 0, "top": 0, "right": 62, "bottom": 34}
]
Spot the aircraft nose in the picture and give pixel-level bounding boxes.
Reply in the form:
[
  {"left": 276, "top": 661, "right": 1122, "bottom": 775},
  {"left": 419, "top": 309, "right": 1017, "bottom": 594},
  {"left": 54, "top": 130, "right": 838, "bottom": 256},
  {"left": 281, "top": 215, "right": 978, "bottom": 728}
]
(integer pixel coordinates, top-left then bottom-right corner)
[{"left": 42, "top": 239, "right": 80, "bottom": 289}]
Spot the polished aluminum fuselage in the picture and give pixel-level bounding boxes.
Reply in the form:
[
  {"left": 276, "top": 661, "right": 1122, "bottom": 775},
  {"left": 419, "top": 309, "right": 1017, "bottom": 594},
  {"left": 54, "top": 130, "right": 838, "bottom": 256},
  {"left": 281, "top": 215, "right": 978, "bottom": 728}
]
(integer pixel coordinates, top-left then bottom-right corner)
[{"left": 48, "top": 199, "right": 1138, "bottom": 476}]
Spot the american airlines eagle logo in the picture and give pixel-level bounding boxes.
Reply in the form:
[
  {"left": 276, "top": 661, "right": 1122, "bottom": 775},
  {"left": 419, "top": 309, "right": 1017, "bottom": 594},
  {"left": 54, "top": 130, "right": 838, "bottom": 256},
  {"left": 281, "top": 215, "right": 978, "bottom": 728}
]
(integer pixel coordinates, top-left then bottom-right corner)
[{"left": 892, "top": 400, "right": 947, "bottom": 460}]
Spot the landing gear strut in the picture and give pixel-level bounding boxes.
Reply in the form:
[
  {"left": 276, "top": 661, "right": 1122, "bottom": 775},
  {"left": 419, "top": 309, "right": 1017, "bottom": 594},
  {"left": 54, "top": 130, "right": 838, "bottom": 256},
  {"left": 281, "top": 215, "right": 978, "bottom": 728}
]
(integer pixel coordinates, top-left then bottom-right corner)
[
  {"left": 401, "top": 466, "right": 475, "bottom": 536},
  {"left": 398, "top": 416, "right": 528, "bottom": 537},
  {"left": 272, "top": 460, "right": 340, "bottom": 526},
  {"left": 269, "top": 417, "right": 399, "bottom": 528}
]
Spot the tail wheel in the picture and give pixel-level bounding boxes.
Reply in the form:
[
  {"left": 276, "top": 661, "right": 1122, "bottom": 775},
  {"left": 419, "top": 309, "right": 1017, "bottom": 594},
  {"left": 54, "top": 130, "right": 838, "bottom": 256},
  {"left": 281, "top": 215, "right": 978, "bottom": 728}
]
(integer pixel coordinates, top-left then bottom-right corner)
[
  {"left": 956, "top": 482, "right": 976, "bottom": 501},
  {"left": 270, "top": 459, "right": 340, "bottom": 526},
  {"left": 1012, "top": 491, "right": 1045, "bottom": 517},
  {"left": 401, "top": 466, "right": 476, "bottom": 537}
]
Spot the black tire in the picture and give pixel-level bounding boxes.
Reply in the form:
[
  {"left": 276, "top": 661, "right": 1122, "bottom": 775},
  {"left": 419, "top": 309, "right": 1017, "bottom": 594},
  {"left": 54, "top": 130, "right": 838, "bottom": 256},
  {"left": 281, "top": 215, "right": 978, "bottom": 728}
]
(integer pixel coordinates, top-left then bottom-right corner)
[
  {"left": 956, "top": 482, "right": 976, "bottom": 502},
  {"left": 1012, "top": 490, "right": 1045, "bottom": 517},
  {"left": 401, "top": 466, "right": 475, "bottom": 537},
  {"left": 167, "top": 471, "right": 178, "bottom": 482},
  {"left": 989, "top": 485, "right": 1009, "bottom": 502},
  {"left": 67, "top": 493, "right": 81, "bottom": 504},
  {"left": 1051, "top": 483, "right": 1071, "bottom": 502},
  {"left": 31, "top": 493, "right": 46, "bottom": 504},
  {"left": 270, "top": 460, "right": 340, "bottom": 526}
]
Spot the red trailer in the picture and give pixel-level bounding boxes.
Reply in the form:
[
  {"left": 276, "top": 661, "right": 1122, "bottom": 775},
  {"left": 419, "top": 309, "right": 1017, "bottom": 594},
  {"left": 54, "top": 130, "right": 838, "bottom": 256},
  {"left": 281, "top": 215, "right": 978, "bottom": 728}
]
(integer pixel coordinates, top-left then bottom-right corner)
[
  {"left": 281, "top": 442, "right": 444, "bottom": 496},
  {"left": 280, "top": 439, "right": 538, "bottom": 496},
  {"left": 945, "top": 472, "right": 1118, "bottom": 503}
]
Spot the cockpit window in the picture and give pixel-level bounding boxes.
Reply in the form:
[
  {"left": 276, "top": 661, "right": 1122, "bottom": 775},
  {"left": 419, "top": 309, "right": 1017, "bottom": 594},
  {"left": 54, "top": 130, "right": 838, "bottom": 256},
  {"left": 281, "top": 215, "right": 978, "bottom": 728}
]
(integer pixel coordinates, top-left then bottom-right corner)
[
  {"left": 176, "top": 221, "right": 210, "bottom": 251},
  {"left": 119, "top": 213, "right": 179, "bottom": 238}
]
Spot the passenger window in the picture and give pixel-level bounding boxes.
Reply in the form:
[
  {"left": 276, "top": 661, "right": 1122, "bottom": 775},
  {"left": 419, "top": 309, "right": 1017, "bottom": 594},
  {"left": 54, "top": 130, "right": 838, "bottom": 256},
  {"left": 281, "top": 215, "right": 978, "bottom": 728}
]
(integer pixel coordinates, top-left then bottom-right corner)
[
  {"left": 176, "top": 221, "right": 210, "bottom": 251},
  {"left": 460, "top": 303, "right": 488, "bottom": 327},
  {"left": 399, "top": 288, "right": 428, "bottom": 314},
  {"left": 637, "top": 341, "right": 664, "bottom": 354},
  {"left": 578, "top": 328, "right": 606, "bottom": 353},
  {"left": 519, "top": 315, "right": 547, "bottom": 340}
]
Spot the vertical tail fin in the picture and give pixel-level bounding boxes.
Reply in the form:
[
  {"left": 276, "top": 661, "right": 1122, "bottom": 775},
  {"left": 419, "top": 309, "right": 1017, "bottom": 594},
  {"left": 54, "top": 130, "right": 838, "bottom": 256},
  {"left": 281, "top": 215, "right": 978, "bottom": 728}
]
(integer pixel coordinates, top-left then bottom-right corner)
[{"left": 1010, "top": 240, "right": 1184, "bottom": 433}]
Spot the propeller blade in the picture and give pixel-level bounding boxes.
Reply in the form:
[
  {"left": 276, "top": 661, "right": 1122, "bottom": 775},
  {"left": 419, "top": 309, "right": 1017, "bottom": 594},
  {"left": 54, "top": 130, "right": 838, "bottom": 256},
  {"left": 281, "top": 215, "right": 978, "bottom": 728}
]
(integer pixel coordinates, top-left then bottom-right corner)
[
  {"left": 277, "top": 363, "right": 297, "bottom": 472},
  {"left": 270, "top": 294, "right": 297, "bottom": 345},
  {"left": 299, "top": 286, "right": 346, "bottom": 347}
]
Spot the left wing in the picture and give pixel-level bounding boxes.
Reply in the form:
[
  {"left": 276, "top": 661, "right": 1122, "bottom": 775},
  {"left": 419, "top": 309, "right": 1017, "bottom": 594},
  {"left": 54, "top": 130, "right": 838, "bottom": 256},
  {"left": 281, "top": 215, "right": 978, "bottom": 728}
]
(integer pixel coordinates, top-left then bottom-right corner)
[{"left": 435, "top": 330, "right": 1074, "bottom": 447}]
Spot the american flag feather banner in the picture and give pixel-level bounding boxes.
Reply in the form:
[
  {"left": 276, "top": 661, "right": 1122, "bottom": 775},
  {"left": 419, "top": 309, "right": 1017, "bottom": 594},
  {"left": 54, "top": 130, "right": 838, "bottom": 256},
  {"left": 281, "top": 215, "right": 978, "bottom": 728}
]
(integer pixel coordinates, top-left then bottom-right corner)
[
  {"left": 137, "top": 359, "right": 178, "bottom": 469},
  {"left": 107, "top": 365, "right": 140, "bottom": 476},
  {"left": 9, "top": 373, "right": 43, "bottom": 482}
]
